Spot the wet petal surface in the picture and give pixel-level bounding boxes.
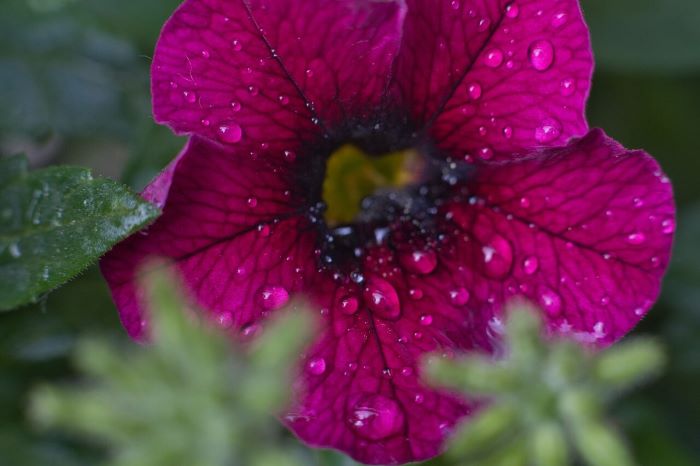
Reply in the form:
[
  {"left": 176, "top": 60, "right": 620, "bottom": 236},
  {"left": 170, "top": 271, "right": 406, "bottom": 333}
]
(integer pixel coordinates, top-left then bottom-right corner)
[
  {"left": 152, "top": 0, "right": 405, "bottom": 159},
  {"left": 393, "top": 0, "right": 592, "bottom": 159},
  {"left": 101, "top": 136, "right": 312, "bottom": 340},
  {"left": 441, "top": 129, "right": 675, "bottom": 344}
]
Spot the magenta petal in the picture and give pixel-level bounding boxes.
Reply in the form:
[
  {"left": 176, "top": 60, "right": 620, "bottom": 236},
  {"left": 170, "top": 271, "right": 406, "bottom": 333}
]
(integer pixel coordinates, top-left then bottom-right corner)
[
  {"left": 100, "top": 136, "right": 313, "bottom": 340},
  {"left": 443, "top": 129, "right": 674, "bottom": 345},
  {"left": 152, "top": 0, "right": 405, "bottom": 155},
  {"left": 393, "top": 0, "right": 592, "bottom": 160},
  {"left": 288, "top": 270, "right": 470, "bottom": 465}
]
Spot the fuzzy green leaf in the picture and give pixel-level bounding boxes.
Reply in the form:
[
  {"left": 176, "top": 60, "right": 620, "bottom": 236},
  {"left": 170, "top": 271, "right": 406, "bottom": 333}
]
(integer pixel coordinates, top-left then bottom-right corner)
[{"left": 0, "top": 155, "right": 159, "bottom": 310}]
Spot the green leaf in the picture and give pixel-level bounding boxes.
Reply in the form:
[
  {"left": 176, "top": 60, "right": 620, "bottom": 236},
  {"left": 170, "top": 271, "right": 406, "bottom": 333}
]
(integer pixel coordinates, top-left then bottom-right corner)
[{"left": 0, "top": 155, "right": 159, "bottom": 311}]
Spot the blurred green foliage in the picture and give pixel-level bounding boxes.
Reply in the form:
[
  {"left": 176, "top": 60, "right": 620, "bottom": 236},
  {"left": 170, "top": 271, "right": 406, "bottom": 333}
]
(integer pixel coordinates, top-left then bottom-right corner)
[
  {"left": 30, "top": 269, "right": 316, "bottom": 466},
  {"left": 424, "top": 304, "right": 664, "bottom": 466},
  {"left": 0, "top": 0, "right": 698, "bottom": 465}
]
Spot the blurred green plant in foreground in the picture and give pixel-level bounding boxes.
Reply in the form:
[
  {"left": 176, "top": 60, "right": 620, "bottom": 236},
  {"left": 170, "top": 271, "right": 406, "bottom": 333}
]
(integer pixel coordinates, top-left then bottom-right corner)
[
  {"left": 424, "top": 304, "right": 665, "bottom": 466},
  {"left": 27, "top": 278, "right": 666, "bottom": 466},
  {"left": 30, "top": 268, "right": 316, "bottom": 466}
]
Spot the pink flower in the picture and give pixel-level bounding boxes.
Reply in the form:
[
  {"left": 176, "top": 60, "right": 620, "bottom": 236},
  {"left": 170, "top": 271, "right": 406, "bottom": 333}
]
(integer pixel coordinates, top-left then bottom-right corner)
[{"left": 101, "top": 1, "right": 675, "bottom": 464}]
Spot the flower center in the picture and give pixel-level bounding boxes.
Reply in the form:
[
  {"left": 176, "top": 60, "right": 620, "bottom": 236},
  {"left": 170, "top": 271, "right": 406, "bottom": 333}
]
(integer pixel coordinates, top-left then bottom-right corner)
[{"left": 322, "top": 145, "right": 425, "bottom": 226}]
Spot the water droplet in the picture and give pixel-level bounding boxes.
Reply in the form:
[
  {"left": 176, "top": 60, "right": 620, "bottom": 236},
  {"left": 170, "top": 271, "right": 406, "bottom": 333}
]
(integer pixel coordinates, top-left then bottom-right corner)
[
  {"left": 283, "top": 150, "right": 296, "bottom": 162},
  {"left": 231, "top": 101, "right": 242, "bottom": 111},
  {"left": 481, "top": 235, "right": 514, "bottom": 278},
  {"left": 364, "top": 278, "right": 401, "bottom": 319},
  {"left": 232, "top": 39, "right": 243, "bottom": 51},
  {"left": 540, "top": 288, "right": 562, "bottom": 316},
  {"left": 560, "top": 78, "right": 576, "bottom": 96},
  {"left": 502, "top": 126, "right": 513, "bottom": 139},
  {"left": 519, "top": 197, "right": 531, "bottom": 208},
  {"left": 478, "top": 126, "right": 488, "bottom": 136},
  {"left": 600, "top": 296, "right": 610, "bottom": 306},
  {"left": 478, "top": 18, "right": 491, "bottom": 31},
  {"left": 247, "top": 196, "right": 258, "bottom": 208},
  {"left": 505, "top": 3, "right": 519, "bottom": 18},
  {"left": 339, "top": 295, "right": 359, "bottom": 315},
  {"left": 626, "top": 232, "right": 646, "bottom": 245},
  {"left": 247, "top": 85, "right": 259, "bottom": 96},
  {"left": 260, "top": 286, "right": 290, "bottom": 310},
  {"left": 347, "top": 394, "right": 404, "bottom": 440},
  {"left": 201, "top": 49, "right": 210, "bottom": 59},
  {"left": 551, "top": 11, "right": 568, "bottom": 28},
  {"left": 449, "top": 287, "right": 470, "bottom": 305},
  {"left": 183, "top": 90, "right": 197, "bottom": 103},
  {"left": 9, "top": 243, "right": 21, "bottom": 258},
  {"left": 484, "top": 49, "right": 504, "bottom": 68},
  {"left": 661, "top": 219, "right": 675, "bottom": 235},
  {"left": 479, "top": 147, "right": 494, "bottom": 160},
  {"left": 523, "top": 256, "right": 539, "bottom": 275},
  {"left": 257, "top": 224, "right": 271, "bottom": 237},
  {"left": 419, "top": 314, "right": 433, "bottom": 326},
  {"left": 278, "top": 95, "right": 290, "bottom": 105},
  {"left": 534, "top": 118, "right": 561, "bottom": 143},
  {"left": 399, "top": 250, "right": 437, "bottom": 275},
  {"left": 217, "top": 122, "right": 243, "bottom": 144},
  {"left": 241, "top": 322, "right": 261, "bottom": 338},
  {"left": 414, "top": 393, "right": 425, "bottom": 404},
  {"left": 307, "top": 357, "right": 327, "bottom": 375},
  {"left": 409, "top": 288, "right": 424, "bottom": 300},
  {"left": 528, "top": 40, "right": 555, "bottom": 71},
  {"left": 401, "top": 367, "right": 413, "bottom": 376},
  {"left": 467, "top": 82, "right": 482, "bottom": 100},
  {"left": 450, "top": 0, "right": 460, "bottom": 10},
  {"left": 217, "top": 312, "right": 233, "bottom": 329}
]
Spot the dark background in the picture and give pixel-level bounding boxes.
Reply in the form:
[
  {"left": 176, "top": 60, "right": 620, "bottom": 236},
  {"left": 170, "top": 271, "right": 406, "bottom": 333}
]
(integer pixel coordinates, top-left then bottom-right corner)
[{"left": 1, "top": 0, "right": 698, "bottom": 464}]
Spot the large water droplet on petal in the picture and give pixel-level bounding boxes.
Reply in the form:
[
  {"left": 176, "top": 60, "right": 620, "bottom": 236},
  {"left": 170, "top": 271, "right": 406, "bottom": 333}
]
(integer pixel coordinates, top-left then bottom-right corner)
[
  {"left": 217, "top": 122, "right": 243, "bottom": 144},
  {"left": 260, "top": 286, "right": 290, "bottom": 310},
  {"left": 449, "top": 287, "right": 470, "bottom": 305},
  {"left": 540, "top": 288, "right": 562, "bottom": 316},
  {"left": 560, "top": 78, "right": 576, "bottom": 96},
  {"left": 505, "top": 3, "right": 519, "bottom": 18},
  {"left": 523, "top": 256, "right": 539, "bottom": 275},
  {"left": 484, "top": 49, "right": 504, "bottom": 68},
  {"left": 307, "top": 357, "right": 327, "bottom": 375},
  {"left": 183, "top": 90, "right": 197, "bottom": 104},
  {"left": 481, "top": 235, "right": 514, "bottom": 278},
  {"left": 467, "top": 82, "right": 482, "bottom": 100},
  {"left": 399, "top": 250, "right": 438, "bottom": 275},
  {"left": 626, "top": 232, "right": 646, "bottom": 245},
  {"left": 339, "top": 295, "right": 359, "bottom": 315},
  {"left": 661, "top": 218, "right": 675, "bottom": 235},
  {"left": 551, "top": 11, "right": 568, "bottom": 28},
  {"left": 363, "top": 278, "right": 401, "bottom": 319},
  {"left": 528, "top": 40, "right": 555, "bottom": 71},
  {"left": 534, "top": 118, "right": 561, "bottom": 143},
  {"left": 347, "top": 394, "right": 404, "bottom": 441}
]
